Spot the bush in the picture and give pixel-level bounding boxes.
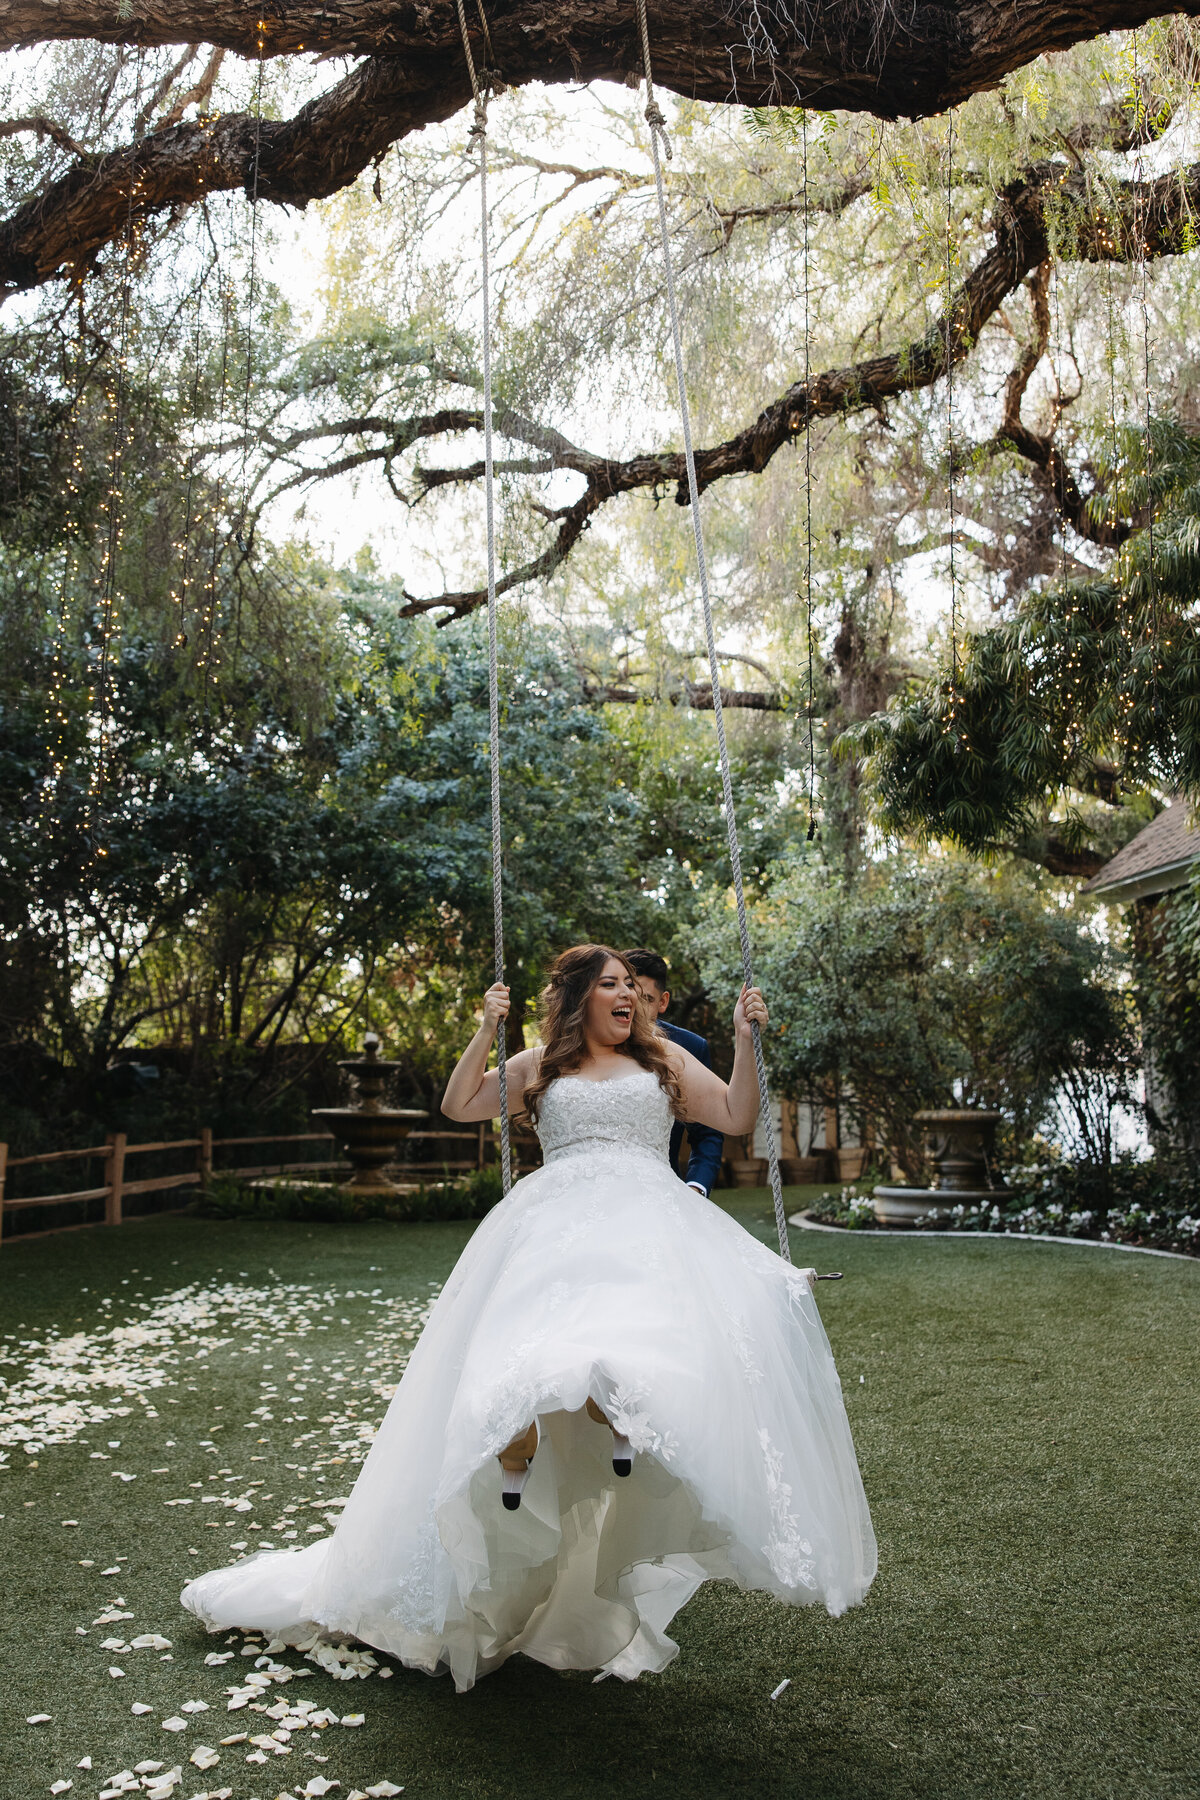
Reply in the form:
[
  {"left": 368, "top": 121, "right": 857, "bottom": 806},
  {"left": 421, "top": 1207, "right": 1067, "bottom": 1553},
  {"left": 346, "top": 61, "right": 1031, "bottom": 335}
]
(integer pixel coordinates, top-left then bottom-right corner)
[{"left": 196, "top": 1164, "right": 505, "bottom": 1224}]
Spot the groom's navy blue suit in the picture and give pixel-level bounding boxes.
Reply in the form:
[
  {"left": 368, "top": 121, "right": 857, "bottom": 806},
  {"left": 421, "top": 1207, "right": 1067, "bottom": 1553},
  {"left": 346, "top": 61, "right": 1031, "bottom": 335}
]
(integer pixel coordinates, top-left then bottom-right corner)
[{"left": 657, "top": 1020, "right": 725, "bottom": 1195}]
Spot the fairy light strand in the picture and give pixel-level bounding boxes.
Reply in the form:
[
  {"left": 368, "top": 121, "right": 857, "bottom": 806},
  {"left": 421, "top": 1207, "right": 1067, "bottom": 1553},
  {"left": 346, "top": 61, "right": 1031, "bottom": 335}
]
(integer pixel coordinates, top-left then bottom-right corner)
[
  {"left": 801, "top": 107, "right": 817, "bottom": 841},
  {"left": 945, "top": 109, "right": 959, "bottom": 710}
]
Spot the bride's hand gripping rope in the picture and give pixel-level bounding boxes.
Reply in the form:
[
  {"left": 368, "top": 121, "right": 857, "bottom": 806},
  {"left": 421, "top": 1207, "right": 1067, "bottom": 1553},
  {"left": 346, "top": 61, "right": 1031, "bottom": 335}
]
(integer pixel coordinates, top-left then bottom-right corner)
[
  {"left": 482, "top": 981, "right": 510, "bottom": 1035},
  {"left": 734, "top": 984, "right": 768, "bottom": 1039}
]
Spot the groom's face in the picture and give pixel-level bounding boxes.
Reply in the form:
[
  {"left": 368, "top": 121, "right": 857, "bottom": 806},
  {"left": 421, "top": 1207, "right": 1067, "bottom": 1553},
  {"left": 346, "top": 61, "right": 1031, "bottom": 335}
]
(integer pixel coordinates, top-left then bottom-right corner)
[{"left": 634, "top": 977, "right": 670, "bottom": 1021}]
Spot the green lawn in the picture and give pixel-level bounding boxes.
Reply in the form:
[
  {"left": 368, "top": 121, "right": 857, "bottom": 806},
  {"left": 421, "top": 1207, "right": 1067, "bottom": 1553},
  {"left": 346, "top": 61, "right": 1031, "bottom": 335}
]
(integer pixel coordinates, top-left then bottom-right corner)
[{"left": 1, "top": 1195, "right": 1197, "bottom": 1800}]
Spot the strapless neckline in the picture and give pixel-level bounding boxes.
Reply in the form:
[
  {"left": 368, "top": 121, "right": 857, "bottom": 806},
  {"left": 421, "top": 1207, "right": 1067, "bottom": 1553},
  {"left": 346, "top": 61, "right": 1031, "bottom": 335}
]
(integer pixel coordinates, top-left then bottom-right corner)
[{"left": 556, "top": 1069, "right": 656, "bottom": 1088}]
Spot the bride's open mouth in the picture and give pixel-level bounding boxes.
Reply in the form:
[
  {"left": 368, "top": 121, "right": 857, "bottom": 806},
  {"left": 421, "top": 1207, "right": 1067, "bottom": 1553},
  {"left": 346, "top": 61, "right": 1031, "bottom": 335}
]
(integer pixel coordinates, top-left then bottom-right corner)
[{"left": 611, "top": 1004, "right": 632, "bottom": 1025}]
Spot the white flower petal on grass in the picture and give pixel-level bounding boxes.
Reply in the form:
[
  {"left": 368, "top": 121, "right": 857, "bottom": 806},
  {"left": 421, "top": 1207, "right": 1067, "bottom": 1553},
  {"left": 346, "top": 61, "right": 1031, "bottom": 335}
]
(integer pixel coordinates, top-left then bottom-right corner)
[
  {"left": 100, "top": 1637, "right": 128, "bottom": 1651},
  {"left": 131, "top": 1703, "right": 154, "bottom": 1715},
  {"left": 26, "top": 1714, "right": 52, "bottom": 1724},
  {"left": 61, "top": 1519, "right": 79, "bottom": 1527},
  {"left": 339, "top": 1714, "right": 365, "bottom": 1727},
  {"left": 364, "top": 1785, "right": 404, "bottom": 1797},
  {"left": 101, "top": 1567, "right": 122, "bottom": 1576},
  {"left": 76, "top": 1759, "right": 92, "bottom": 1771},
  {"left": 243, "top": 1750, "right": 268, "bottom": 1765},
  {"left": 204, "top": 1652, "right": 233, "bottom": 1666},
  {"left": 189, "top": 1746, "right": 220, "bottom": 1769},
  {"left": 180, "top": 1700, "right": 210, "bottom": 1713},
  {"left": 133, "top": 1762, "right": 164, "bottom": 1774},
  {"left": 131, "top": 1634, "right": 172, "bottom": 1650},
  {"left": 301, "top": 1779, "right": 341, "bottom": 1796},
  {"left": 218, "top": 1734, "right": 247, "bottom": 1746},
  {"left": 108, "top": 1666, "right": 126, "bottom": 1678},
  {"left": 50, "top": 1781, "right": 73, "bottom": 1793},
  {"left": 112, "top": 1471, "right": 137, "bottom": 1482},
  {"left": 161, "top": 1717, "right": 188, "bottom": 1733}
]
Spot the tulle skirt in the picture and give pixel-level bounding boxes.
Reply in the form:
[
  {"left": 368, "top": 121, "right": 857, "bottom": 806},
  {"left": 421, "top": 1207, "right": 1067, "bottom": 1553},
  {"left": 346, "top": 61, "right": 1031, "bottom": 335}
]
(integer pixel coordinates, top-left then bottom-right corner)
[{"left": 181, "top": 1145, "right": 876, "bottom": 1690}]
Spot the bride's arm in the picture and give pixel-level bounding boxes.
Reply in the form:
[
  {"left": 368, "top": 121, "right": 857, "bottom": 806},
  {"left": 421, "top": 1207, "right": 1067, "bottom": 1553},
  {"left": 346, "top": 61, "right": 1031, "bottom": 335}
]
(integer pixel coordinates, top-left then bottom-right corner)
[
  {"left": 442, "top": 983, "right": 538, "bottom": 1122},
  {"left": 672, "top": 986, "right": 770, "bottom": 1136}
]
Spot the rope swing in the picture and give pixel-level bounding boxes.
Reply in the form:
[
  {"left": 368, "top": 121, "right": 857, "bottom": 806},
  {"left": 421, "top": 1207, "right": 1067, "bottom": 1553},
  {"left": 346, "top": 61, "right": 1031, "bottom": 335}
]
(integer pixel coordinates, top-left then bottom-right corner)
[
  {"left": 456, "top": 0, "right": 791, "bottom": 1259},
  {"left": 455, "top": 0, "right": 512, "bottom": 1196},
  {"left": 635, "top": 0, "right": 790, "bottom": 1263}
]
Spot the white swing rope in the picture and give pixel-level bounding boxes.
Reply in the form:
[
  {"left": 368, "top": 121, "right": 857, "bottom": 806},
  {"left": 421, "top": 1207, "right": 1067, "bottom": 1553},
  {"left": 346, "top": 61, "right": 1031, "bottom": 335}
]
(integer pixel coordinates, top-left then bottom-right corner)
[
  {"left": 456, "top": 0, "right": 512, "bottom": 1194},
  {"left": 635, "top": 0, "right": 791, "bottom": 1263}
]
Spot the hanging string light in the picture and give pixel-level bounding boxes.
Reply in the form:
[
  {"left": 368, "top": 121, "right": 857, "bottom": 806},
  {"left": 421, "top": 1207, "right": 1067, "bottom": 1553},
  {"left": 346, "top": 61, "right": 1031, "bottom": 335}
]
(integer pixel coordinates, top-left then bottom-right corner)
[
  {"left": 800, "top": 106, "right": 817, "bottom": 842},
  {"left": 233, "top": 32, "right": 267, "bottom": 672},
  {"left": 197, "top": 200, "right": 237, "bottom": 738},
  {"left": 39, "top": 306, "right": 89, "bottom": 831},
  {"left": 1132, "top": 28, "right": 1161, "bottom": 741},
  {"left": 944, "top": 108, "right": 960, "bottom": 724},
  {"left": 92, "top": 45, "right": 146, "bottom": 828}
]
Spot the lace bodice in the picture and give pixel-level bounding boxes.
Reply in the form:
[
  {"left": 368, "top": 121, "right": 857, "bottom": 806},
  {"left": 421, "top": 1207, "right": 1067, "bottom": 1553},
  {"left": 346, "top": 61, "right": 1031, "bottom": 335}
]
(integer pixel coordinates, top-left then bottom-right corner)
[{"left": 535, "top": 1069, "right": 672, "bottom": 1165}]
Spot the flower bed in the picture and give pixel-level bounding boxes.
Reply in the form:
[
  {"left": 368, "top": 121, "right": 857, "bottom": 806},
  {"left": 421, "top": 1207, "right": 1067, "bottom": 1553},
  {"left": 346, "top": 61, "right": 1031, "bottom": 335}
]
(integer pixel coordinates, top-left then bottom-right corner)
[{"left": 808, "top": 1156, "right": 1200, "bottom": 1256}]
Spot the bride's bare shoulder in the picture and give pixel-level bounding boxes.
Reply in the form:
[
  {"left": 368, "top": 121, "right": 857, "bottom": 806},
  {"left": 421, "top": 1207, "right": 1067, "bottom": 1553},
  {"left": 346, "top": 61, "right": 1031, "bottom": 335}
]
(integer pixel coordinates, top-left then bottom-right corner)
[{"left": 506, "top": 1046, "right": 541, "bottom": 1085}]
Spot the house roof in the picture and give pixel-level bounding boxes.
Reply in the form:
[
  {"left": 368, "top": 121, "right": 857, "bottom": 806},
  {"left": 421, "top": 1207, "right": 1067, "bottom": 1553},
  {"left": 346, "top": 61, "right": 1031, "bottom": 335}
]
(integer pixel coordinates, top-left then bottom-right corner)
[{"left": 1084, "top": 803, "right": 1200, "bottom": 903}]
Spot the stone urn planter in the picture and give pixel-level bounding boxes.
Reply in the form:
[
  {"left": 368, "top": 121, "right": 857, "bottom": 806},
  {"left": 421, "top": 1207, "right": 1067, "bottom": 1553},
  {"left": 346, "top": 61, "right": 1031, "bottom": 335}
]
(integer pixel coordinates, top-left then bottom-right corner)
[{"left": 873, "top": 1108, "right": 1004, "bottom": 1227}]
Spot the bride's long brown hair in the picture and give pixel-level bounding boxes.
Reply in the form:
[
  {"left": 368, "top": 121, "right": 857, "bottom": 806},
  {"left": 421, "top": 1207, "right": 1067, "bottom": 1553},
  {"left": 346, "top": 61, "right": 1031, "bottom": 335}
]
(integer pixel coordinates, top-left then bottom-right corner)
[{"left": 521, "top": 944, "right": 686, "bottom": 1126}]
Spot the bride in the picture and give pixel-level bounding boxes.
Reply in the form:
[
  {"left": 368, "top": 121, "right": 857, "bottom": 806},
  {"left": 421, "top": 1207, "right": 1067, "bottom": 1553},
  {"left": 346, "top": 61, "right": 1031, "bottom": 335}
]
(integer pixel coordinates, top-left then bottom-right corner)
[{"left": 182, "top": 945, "right": 876, "bottom": 1691}]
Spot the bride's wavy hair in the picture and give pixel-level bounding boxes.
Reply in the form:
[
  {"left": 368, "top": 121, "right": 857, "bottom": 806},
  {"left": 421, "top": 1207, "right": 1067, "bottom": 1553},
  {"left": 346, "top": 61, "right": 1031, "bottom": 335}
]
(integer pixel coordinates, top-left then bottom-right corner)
[{"left": 520, "top": 944, "right": 686, "bottom": 1126}]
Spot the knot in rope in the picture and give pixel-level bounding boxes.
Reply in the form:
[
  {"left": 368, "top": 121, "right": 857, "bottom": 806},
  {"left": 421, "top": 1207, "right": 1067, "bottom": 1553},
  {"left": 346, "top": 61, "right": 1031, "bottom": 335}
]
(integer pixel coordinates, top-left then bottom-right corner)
[
  {"left": 468, "top": 95, "right": 488, "bottom": 141},
  {"left": 644, "top": 98, "right": 673, "bottom": 159}
]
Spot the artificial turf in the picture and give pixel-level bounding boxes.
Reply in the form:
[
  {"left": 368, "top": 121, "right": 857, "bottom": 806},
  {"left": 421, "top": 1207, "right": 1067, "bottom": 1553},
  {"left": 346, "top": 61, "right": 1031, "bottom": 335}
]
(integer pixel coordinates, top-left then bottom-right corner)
[{"left": 1, "top": 1195, "right": 1197, "bottom": 1800}]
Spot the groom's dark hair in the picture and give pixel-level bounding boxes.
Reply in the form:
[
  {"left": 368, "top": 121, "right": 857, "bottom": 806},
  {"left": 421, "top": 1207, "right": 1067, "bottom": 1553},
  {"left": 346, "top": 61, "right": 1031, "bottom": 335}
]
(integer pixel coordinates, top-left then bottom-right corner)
[{"left": 624, "top": 948, "right": 669, "bottom": 991}]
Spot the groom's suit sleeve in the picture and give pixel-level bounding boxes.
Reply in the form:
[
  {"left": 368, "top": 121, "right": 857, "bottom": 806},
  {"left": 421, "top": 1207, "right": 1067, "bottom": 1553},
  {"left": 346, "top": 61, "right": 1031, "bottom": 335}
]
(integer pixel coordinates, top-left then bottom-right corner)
[
  {"left": 682, "top": 1034, "right": 725, "bottom": 1195},
  {"left": 660, "top": 1021, "right": 725, "bottom": 1194}
]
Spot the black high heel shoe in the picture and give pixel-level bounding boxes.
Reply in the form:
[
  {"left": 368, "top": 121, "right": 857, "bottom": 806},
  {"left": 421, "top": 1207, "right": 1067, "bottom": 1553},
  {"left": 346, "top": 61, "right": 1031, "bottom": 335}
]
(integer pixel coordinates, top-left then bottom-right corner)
[
  {"left": 586, "top": 1397, "right": 634, "bottom": 1477},
  {"left": 498, "top": 1419, "right": 539, "bottom": 1510}
]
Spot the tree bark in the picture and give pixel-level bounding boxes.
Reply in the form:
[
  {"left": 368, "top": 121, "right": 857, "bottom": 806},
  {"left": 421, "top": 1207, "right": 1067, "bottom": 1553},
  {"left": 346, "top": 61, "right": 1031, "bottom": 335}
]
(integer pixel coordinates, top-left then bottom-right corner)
[{"left": 2, "top": 0, "right": 1198, "bottom": 295}]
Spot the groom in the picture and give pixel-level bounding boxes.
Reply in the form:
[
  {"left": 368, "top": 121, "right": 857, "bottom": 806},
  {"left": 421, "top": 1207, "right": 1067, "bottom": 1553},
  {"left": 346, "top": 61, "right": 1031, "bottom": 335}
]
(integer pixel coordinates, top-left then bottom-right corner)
[{"left": 623, "top": 948, "right": 724, "bottom": 1196}]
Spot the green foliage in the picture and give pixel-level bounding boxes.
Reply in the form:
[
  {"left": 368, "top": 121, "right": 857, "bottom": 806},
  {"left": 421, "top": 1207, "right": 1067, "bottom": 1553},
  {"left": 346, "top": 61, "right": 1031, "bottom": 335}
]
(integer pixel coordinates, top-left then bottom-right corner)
[
  {"left": 1137, "top": 866, "right": 1200, "bottom": 1156},
  {"left": 689, "top": 852, "right": 1139, "bottom": 1169},
  {"left": 851, "top": 421, "right": 1200, "bottom": 849}
]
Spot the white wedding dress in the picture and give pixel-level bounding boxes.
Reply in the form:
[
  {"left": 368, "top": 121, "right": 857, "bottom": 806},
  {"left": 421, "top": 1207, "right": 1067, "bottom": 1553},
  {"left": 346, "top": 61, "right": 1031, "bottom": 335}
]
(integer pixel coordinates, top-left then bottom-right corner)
[{"left": 182, "top": 1071, "right": 876, "bottom": 1690}]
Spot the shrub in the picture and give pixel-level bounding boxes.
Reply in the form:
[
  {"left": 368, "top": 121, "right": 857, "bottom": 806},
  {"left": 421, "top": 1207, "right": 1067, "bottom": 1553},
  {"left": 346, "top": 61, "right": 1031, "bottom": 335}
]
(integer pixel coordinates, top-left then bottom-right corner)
[
  {"left": 806, "top": 1156, "right": 1199, "bottom": 1254},
  {"left": 196, "top": 1164, "right": 504, "bottom": 1224}
]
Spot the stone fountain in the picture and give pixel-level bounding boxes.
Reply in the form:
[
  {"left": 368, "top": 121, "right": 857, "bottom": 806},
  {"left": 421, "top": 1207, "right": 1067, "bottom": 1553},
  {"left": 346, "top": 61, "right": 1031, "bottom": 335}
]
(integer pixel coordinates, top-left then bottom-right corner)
[
  {"left": 311, "top": 1033, "right": 428, "bottom": 1196},
  {"left": 872, "top": 1108, "right": 1004, "bottom": 1227}
]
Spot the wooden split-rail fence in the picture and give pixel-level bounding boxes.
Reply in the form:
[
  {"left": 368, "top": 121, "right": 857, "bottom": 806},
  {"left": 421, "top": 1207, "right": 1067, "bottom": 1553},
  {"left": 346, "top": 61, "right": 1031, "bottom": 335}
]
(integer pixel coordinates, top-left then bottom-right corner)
[{"left": 0, "top": 1124, "right": 492, "bottom": 1244}]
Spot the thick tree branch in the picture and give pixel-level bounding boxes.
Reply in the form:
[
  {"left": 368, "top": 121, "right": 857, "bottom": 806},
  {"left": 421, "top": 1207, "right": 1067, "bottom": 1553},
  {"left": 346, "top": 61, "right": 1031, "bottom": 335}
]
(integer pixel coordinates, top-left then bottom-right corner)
[
  {"left": 3, "top": 0, "right": 1199, "bottom": 294},
  {"left": 0, "top": 114, "right": 89, "bottom": 158},
  {"left": 385, "top": 154, "right": 1200, "bottom": 617},
  {"left": 582, "top": 681, "right": 783, "bottom": 710}
]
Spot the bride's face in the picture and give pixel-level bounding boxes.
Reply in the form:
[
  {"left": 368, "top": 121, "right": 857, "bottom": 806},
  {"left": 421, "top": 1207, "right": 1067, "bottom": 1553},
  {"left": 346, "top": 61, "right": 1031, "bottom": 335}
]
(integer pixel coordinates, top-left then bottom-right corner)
[{"left": 583, "top": 957, "right": 639, "bottom": 1048}]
